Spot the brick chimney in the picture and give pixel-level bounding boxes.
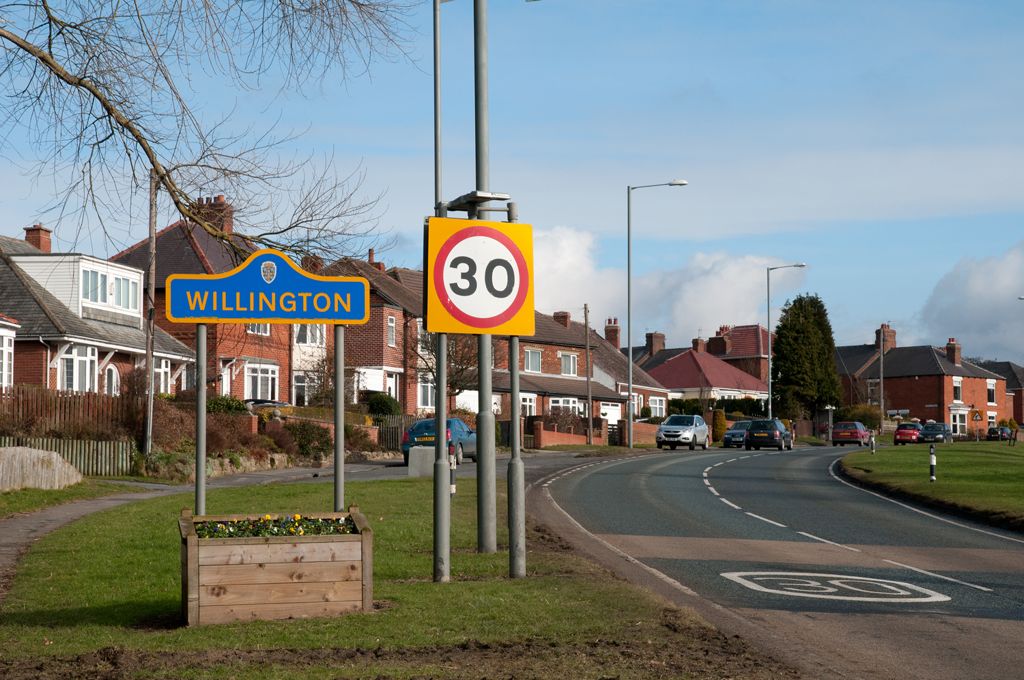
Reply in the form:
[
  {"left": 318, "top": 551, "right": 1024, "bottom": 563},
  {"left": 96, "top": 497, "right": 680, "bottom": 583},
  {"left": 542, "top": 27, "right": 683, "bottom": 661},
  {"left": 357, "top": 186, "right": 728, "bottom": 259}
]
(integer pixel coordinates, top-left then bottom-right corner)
[
  {"left": 945, "top": 338, "right": 962, "bottom": 366},
  {"left": 195, "top": 195, "right": 234, "bottom": 235},
  {"left": 875, "top": 323, "right": 897, "bottom": 352},
  {"left": 553, "top": 311, "right": 571, "bottom": 328},
  {"left": 24, "top": 223, "right": 52, "bottom": 253},
  {"left": 368, "top": 248, "right": 384, "bottom": 272},
  {"left": 301, "top": 254, "right": 324, "bottom": 274},
  {"left": 604, "top": 318, "right": 620, "bottom": 349},
  {"left": 645, "top": 331, "right": 665, "bottom": 356},
  {"left": 692, "top": 337, "right": 707, "bottom": 353}
]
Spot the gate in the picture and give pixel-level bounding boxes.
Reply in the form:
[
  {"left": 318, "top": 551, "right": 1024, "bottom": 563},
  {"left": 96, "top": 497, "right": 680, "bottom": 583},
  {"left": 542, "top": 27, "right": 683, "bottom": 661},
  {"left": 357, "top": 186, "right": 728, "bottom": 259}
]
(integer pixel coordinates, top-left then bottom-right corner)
[{"left": 372, "top": 414, "right": 419, "bottom": 451}]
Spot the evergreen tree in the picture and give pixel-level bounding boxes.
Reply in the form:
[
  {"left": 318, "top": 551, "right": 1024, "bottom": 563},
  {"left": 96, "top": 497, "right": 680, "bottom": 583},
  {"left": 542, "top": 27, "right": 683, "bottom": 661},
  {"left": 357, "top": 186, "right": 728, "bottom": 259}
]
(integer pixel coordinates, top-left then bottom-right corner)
[{"left": 772, "top": 294, "right": 841, "bottom": 419}]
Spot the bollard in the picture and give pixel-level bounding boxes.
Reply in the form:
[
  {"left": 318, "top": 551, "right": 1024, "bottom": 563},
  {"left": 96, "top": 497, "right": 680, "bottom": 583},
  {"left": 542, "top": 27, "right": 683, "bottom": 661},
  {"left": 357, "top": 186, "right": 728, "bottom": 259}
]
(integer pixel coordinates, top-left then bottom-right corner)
[
  {"left": 870, "top": 434, "right": 876, "bottom": 454},
  {"left": 929, "top": 444, "right": 936, "bottom": 482},
  {"left": 449, "top": 451, "right": 457, "bottom": 496}
]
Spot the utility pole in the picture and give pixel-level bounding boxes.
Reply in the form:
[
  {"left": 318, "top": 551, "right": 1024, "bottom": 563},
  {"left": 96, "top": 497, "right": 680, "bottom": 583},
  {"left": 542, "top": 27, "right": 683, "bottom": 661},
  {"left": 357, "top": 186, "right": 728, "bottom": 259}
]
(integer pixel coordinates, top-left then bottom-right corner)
[
  {"left": 144, "top": 169, "right": 157, "bottom": 462},
  {"left": 585, "top": 303, "right": 593, "bottom": 445}
]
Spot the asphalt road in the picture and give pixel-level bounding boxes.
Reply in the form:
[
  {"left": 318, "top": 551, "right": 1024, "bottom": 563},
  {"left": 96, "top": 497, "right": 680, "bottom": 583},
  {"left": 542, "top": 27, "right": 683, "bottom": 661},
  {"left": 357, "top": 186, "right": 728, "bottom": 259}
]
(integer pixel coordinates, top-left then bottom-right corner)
[{"left": 531, "top": 446, "right": 1024, "bottom": 680}]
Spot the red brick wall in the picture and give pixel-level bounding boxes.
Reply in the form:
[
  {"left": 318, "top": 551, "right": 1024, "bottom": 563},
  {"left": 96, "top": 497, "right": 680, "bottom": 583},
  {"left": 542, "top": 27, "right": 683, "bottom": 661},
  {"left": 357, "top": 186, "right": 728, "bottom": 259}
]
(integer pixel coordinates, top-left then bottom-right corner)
[
  {"left": 532, "top": 419, "right": 607, "bottom": 448},
  {"left": 12, "top": 343, "right": 49, "bottom": 388}
]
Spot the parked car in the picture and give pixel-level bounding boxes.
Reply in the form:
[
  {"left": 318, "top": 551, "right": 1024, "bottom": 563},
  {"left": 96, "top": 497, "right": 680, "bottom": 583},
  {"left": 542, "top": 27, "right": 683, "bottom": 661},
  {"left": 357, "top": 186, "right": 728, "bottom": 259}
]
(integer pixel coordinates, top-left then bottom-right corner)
[
  {"left": 831, "top": 421, "right": 871, "bottom": 447},
  {"left": 722, "top": 420, "right": 752, "bottom": 448},
  {"left": 744, "top": 419, "right": 793, "bottom": 451},
  {"left": 244, "top": 398, "right": 291, "bottom": 412},
  {"left": 893, "top": 422, "right": 923, "bottom": 445},
  {"left": 401, "top": 418, "right": 477, "bottom": 465},
  {"left": 656, "top": 414, "right": 710, "bottom": 451},
  {"left": 919, "top": 422, "right": 953, "bottom": 444},
  {"left": 986, "top": 426, "right": 1012, "bottom": 441}
]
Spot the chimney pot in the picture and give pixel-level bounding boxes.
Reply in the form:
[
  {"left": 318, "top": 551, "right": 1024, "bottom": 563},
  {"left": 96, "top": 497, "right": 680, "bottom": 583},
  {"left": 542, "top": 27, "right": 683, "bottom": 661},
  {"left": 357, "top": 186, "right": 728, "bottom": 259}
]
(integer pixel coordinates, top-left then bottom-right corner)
[
  {"left": 604, "top": 317, "right": 621, "bottom": 349},
  {"left": 24, "top": 223, "right": 53, "bottom": 253},
  {"left": 553, "top": 311, "right": 571, "bottom": 328},
  {"left": 692, "top": 337, "right": 707, "bottom": 353}
]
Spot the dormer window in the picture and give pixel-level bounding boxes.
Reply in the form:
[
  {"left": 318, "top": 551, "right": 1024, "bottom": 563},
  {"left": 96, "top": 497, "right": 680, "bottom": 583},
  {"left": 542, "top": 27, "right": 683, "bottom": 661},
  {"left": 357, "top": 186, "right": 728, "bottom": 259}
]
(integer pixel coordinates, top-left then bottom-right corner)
[
  {"left": 82, "top": 269, "right": 107, "bottom": 304},
  {"left": 82, "top": 267, "right": 139, "bottom": 312}
]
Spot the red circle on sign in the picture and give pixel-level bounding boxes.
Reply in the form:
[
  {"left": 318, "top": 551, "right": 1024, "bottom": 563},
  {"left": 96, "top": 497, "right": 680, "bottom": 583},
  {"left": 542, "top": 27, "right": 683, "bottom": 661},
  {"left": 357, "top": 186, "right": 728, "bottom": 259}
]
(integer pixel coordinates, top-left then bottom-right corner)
[{"left": 433, "top": 225, "right": 530, "bottom": 328}]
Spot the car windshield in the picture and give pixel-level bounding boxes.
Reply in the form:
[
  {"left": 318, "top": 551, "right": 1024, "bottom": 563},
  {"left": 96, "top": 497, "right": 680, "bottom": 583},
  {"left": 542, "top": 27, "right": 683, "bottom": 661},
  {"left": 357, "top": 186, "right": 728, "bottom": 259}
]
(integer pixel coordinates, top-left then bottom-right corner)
[
  {"left": 663, "top": 415, "right": 695, "bottom": 426},
  {"left": 896, "top": 423, "right": 919, "bottom": 430},
  {"left": 728, "top": 421, "right": 751, "bottom": 431},
  {"left": 749, "top": 420, "right": 776, "bottom": 431},
  {"left": 923, "top": 424, "right": 943, "bottom": 432},
  {"left": 835, "top": 423, "right": 856, "bottom": 430},
  {"left": 410, "top": 420, "right": 435, "bottom": 434}
]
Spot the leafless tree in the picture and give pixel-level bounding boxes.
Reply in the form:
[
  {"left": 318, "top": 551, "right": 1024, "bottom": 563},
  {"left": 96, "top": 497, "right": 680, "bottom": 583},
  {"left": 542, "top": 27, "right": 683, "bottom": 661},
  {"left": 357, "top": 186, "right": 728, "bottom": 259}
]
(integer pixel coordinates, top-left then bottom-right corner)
[
  {"left": 0, "top": 0, "right": 413, "bottom": 256},
  {"left": 413, "top": 331, "right": 490, "bottom": 400}
]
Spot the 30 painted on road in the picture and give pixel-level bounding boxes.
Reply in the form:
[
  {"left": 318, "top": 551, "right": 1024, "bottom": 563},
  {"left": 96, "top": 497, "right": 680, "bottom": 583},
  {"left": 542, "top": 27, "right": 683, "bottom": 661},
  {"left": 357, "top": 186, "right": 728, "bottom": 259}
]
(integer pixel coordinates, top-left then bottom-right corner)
[{"left": 166, "top": 249, "right": 369, "bottom": 324}]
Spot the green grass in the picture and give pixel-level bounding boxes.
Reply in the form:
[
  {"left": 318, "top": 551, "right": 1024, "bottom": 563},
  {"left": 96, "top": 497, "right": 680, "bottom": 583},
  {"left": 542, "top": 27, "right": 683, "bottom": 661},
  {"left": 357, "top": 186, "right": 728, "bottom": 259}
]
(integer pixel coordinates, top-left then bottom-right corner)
[
  {"left": 842, "top": 440, "right": 1024, "bottom": 528},
  {"left": 0, "top": 478, "right": 665, "bottom": 661},
  {"left": 0, "top": 479, "right": 149, "bottom": 519}
]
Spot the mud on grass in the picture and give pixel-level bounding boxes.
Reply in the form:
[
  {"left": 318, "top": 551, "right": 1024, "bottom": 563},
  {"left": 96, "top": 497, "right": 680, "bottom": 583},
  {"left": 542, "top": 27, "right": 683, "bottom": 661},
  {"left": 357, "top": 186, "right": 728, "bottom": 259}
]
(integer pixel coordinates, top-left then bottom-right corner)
[{"left": 0, "top": 609, "right": 800, "bottom": 679}]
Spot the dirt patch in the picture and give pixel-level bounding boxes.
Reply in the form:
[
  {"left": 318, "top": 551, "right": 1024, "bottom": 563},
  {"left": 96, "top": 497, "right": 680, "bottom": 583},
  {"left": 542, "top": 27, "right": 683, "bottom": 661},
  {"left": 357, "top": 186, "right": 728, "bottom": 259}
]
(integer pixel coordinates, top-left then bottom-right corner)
[{"left": 0, "top": 612, "right": 801, "bottom": 679}]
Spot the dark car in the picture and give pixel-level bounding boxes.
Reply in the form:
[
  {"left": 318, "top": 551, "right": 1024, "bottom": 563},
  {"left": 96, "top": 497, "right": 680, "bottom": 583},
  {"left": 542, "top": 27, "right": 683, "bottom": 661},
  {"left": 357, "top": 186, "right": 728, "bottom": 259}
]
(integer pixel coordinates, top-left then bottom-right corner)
[
  {"left": 401, "top": 418, "right": 477, "bottom": 465},
  {"left": 986, "top": 426, "right": 1012, "bottom": 441},
  {"left": 919, "top": 422, "right": 953, "bottom": 444},
  {"left": 744, "top": 419, "right": 793, "bottom": 451},
  {"left": 893, "top": 422, "right": 923, "bottom": 445},
  {"left": 831, "top": 421, "right": 871, "bottom": 447},
  {"left": 722, "top": 420, "right": 752, "bottom": 448}
]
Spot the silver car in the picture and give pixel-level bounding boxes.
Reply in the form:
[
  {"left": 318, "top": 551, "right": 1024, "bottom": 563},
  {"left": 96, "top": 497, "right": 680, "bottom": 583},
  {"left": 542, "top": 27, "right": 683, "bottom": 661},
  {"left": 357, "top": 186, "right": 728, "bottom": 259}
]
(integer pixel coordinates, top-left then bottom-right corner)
[{"left": 656, "top": 414, "right": 710, "bottom": 451}]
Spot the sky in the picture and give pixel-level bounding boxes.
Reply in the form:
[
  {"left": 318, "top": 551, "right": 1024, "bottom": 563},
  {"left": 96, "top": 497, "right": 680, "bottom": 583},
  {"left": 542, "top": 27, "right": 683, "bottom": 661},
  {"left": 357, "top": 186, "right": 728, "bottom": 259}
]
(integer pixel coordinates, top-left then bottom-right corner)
[{"left": 3, "top": 0, "right": 1024, "bottom": 363}]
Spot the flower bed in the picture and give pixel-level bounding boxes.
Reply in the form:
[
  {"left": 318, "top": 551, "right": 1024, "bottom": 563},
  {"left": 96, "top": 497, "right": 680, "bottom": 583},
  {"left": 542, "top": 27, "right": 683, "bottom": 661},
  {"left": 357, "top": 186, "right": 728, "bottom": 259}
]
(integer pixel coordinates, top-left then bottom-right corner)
[{"left": 179, "top": 506, "right": 373, "bottom": 626}]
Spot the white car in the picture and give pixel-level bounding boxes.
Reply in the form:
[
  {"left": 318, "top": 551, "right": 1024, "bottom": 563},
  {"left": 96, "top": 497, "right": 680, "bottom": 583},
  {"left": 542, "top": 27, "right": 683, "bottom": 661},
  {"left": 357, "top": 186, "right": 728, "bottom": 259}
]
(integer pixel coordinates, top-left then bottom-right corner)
[{"left": 656, "top": 414, "right": 710, "bottom": 451}]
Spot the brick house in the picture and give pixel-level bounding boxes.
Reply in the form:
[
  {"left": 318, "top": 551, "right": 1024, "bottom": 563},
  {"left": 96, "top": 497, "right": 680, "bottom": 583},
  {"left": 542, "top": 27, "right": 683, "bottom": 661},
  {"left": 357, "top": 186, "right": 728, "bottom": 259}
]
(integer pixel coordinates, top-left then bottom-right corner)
[
  {"left": 836, "top": 326, "right": 1008, "bottom": 436},
  {"left": 703, "top": 324, "right": 772, "bottom": 382},
  {"left": 973, "top": 361, "right": 1022, "bottom": 426},
  {"left": 111, "top": 196, "right": 299, "bottom": 402},
  {"left": 1, "top": 228, "right": 193, "bottom": 394}
]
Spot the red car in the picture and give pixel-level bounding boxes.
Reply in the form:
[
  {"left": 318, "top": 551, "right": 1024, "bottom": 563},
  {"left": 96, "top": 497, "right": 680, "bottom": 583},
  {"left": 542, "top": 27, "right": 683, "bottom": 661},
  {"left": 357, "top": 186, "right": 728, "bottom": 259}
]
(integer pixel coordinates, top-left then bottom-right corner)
[
  {"left": 832, "top": 421, "right": 871, "bottom": 446},
  {"left": 893, "top": 422, "right": 923, "bottom": 445}
]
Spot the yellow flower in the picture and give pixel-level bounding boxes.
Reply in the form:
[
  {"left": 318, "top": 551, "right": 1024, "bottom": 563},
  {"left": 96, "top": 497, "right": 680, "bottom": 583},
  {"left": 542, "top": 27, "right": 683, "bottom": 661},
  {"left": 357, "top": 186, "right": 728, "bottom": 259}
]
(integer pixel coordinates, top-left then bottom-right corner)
[
  {"left": 298, "top": 529, "right": 304, "bottom": 536},
  {"left": 293, "top": 514, "right": 301, "bottom": 521},
  {"left": 264, "top": 514, "right": 272, "bottom": 520},
  {"left": 289, "top": 527, "right": 296, "bottom": 533}
]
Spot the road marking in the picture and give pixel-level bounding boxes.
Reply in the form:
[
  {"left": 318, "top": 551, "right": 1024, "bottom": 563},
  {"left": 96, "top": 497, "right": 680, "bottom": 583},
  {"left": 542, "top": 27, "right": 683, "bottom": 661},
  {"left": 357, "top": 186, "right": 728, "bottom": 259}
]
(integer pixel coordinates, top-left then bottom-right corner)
[
  {"left": 709, "top": 488, "right": 720, "bottom": 496},
  {"left": 828, "top": 458, "right": 1024, "bottom": 546},
  {"left": 722, "top": 571, "right": 951, "bottom": 603},
  {"left": 746, "top": 512, "right": 787, "bottom": 528},
  {"left": 883, "top": 559, "right": 993, "bottom": 593},
  {"left": 798, "top": 531, "right": 861, "bottom": 552},
  {"left": 720, "top": 498, "right": 742, "bottom": 510}
]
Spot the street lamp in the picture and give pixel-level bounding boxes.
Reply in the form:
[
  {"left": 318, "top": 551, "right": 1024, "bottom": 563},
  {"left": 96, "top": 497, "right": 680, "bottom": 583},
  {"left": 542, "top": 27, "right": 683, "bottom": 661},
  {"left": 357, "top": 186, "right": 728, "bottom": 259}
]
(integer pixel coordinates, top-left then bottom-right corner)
[
  {"left": 766, "top": 262, "right": 807, "bottom": 420},
  {"left": 627, "top": 179, "right": 687, "bottom": 448}
]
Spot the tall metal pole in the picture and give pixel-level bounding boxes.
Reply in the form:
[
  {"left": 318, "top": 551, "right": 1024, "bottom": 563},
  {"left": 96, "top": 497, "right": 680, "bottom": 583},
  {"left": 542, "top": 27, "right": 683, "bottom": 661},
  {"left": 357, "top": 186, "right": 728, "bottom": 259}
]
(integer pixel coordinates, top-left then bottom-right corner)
[
  {"left": 334, "top": 325, "right": 345, "bottom": 511},
  {"left": 195, "top": 323, "right": 207, "bottom": 515},
  {"left": 474, "top": 0, "right": 496, "bottom": 554},
  {"left": 585, "top": 303, "right": 593, "bottom": 445},
  {"left": 767, "top": 267, "right": 772, "bottom": 420},
  {"left": 626, "top": 187, "right": 633, "bottom": 448},
  {"left": 879, "top": 327, "right": 885, "bottom": 434},
  {"left": 432, "top": 0, "right": 451, "bottom": 583},
  {"left": 508, "top": 335, "right": 525, "bottom": 577},
  {"left": 144, "top": 169, "right": 157, "bottom": 461}
]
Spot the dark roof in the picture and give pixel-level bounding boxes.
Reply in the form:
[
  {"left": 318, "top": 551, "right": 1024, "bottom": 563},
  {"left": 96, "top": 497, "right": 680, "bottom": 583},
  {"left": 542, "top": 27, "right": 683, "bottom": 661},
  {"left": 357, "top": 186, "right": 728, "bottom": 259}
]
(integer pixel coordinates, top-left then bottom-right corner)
[
  {"left": 637, "top": 347, "right": 689, "bottom": 372},
  {"left": 0, "top": 255, "right": 193, "bottom": 358},
  {"left": 860, "top": 346, "right": 1003, "bottom": 380},
  {"left": 834, "top": 344, "right": 879, "bottom": 377},
  {"left": 976, "top": 361, "right": 1024, "bottom": 390},
  {"left": 491, "top": 371, "right": 626, "bottom": 402},
  {"left": 389, "top": 267, "right": 423, "bottom": 302},
  {"left": 0, "top": 235, "right": 43, "bottom": 255},
  {"left": 646, "top": 349, "right": 768, "bottom": 392},
  {"left": 110, "top": 221, "right": 255, "bottom": 285},
  {"left": 324, "top": 258, "right": 422, "bottom": 315}
]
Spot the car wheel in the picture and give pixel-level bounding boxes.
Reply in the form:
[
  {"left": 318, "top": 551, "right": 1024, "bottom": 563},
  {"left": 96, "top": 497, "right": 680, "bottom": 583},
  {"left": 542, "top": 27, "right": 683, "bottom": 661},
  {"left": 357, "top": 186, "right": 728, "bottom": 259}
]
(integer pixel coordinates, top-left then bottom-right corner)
[
  {"left": 403, "top": 451, "right": 409, "bottom": 466},
  {"left": 657, "top": 443, "right": 663, "bottom": 450},
  {"left": 669, "top": 444, "right": 677, "bottom": 450},
  {"left": 787, "top": 440, "right": 794, "bottom": 451},
  {"left": 777, "top": 442, "right": 784, "bottom": 451},
  {"left": 456, "top": 444, "right": 464, "bottom": 465},
  {"left": 702, "top": 436, "right": 710, "bottom": 450},
  {"left": 745, "top": 444, "right": 751, "bottom": 451},
  {"left": 857, "top": 441, "right": 863, "bottom": 447},
  {"left": 688, "top": 439, "right": 696, "bottom": 451}
]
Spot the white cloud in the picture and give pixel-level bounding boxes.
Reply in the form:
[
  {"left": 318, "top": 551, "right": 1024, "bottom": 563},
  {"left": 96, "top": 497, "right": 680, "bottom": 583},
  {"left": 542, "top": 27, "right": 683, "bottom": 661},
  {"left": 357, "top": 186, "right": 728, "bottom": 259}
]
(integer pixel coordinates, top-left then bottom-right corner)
[{"left": 919, "top": 241, "right": 1024, "bottom": 362}]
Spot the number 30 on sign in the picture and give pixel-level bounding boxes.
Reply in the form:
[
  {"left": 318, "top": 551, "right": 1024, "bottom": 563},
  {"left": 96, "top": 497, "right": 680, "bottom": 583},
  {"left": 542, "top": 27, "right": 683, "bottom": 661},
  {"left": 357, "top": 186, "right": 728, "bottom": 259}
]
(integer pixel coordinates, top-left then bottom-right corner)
[{"left": 425, "top": 217, "right": 535, "bottom": 336}]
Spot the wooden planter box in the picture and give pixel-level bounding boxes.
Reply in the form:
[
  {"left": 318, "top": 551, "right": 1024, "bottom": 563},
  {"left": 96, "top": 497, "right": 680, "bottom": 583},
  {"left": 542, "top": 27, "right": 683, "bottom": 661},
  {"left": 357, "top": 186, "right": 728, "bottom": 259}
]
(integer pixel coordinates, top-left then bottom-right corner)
[{"left": 179, "top": 506, "right": 373, "bottom": 626}]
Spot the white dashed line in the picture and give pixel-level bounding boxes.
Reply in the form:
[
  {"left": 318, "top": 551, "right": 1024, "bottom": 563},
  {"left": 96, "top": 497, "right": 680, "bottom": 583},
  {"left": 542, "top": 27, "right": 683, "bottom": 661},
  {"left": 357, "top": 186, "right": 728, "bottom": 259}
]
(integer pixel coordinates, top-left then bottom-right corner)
[
  {"left": 883, "top": 559, "right": 993, "bottom": 593},
  {"left": 720, "top": 498, "right": 742, "bottom": 510},
  {"left": 745, "top": 512, "right": 788, "bottom": 528},
  {"left": 798, "top": 531, "right": 861, "bottom": 552}
]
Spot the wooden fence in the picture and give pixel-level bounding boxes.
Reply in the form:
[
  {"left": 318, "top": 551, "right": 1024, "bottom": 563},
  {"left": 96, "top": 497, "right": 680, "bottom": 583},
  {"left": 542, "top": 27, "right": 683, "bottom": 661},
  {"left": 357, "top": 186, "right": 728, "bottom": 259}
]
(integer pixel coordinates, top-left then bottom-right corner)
[
  {"left": 0, "top": 436, "right": 135, "bottom": 476},
  {"left": 0, "top": 384, "right": 140, "bottom": 437}
]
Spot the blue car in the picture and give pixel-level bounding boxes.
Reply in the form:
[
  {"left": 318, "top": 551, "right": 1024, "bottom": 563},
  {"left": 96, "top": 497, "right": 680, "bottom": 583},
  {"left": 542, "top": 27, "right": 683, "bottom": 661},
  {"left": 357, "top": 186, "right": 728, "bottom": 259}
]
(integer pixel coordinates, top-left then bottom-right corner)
[{"left": 401, "top": 418, "right": 477, "bottom": 465}]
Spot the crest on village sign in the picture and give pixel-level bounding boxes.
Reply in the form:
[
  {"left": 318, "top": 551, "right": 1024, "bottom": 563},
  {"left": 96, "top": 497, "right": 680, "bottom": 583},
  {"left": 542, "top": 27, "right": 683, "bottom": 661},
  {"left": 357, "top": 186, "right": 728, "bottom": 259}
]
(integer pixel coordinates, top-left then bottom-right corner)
[{"left": 261, "top": 260, "right": 277, "bottom": 284}]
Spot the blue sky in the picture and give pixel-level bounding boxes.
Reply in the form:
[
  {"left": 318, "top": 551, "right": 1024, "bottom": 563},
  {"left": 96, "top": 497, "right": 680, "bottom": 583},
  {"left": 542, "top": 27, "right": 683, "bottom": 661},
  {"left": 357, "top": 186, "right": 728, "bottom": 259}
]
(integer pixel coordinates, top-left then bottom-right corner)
[{"left": 3, "top": 1, "right": 1023, "bottom": 362}]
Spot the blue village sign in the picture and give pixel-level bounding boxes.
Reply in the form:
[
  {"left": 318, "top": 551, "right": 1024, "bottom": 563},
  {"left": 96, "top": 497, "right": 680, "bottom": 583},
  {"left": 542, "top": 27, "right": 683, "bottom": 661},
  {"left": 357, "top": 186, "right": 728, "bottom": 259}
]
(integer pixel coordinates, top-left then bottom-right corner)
[{"left": 166, "top": 249, "right": 369, "bottom": 324}]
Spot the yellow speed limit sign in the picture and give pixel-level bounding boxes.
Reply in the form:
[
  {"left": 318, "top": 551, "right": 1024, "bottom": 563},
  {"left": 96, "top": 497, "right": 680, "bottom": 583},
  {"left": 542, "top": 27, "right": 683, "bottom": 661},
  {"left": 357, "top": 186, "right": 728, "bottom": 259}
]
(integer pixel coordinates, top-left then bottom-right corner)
[{"left": 425, "top": 217, "right": 535, "bottom": 335}]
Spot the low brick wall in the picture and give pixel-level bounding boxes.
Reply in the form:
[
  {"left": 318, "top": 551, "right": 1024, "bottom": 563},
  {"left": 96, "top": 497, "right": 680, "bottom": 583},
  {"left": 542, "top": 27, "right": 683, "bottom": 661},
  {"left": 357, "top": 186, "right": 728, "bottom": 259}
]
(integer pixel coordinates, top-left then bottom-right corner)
[
  {"left": 617, "top": 421, "right": 659, "bottom": 447},
  {"left": 532, "top": 420, "right": 608, "bottom": 448},
  {"left": 266, "top": 416, "right": 379, "bottom": 446}
]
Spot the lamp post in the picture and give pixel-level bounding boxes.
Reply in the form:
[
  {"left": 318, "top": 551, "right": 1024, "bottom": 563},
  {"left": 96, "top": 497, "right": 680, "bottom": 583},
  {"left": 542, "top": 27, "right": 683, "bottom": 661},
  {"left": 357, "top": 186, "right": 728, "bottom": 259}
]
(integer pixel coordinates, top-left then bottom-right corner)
[
  {"left": 626, "top": 180, "right": 687, "bottom": 448},
  {"left": 766, "top": 262, "right": 806, "bottom": 420}
]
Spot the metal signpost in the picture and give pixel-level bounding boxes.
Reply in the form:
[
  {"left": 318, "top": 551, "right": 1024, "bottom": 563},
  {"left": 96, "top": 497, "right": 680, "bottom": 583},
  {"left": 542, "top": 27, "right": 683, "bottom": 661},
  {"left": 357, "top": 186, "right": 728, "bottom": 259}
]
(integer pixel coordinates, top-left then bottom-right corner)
[{"left": 167, "top": 249, "right": 369, "bottom": 513}]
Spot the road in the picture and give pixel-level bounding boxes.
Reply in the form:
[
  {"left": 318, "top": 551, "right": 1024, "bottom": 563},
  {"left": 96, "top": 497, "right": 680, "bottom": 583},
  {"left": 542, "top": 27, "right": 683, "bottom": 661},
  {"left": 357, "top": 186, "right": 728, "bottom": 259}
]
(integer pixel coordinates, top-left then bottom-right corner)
[{"left": 529, "top": 446, "right": 1024, "bottom": 680}]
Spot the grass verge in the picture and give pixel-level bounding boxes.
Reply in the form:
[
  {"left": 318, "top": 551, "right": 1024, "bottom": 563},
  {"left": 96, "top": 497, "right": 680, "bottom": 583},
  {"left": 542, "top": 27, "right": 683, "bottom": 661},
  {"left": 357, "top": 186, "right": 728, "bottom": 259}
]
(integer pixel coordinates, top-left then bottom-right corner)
[
  {"left": 841, "top": 440, "right": 1024, "bottom": 531},
  {"left": 0, "top": 479, "right": 149, "bottom": 519},
  {"left": 0, "top": 478, "right": 798, "bottom": 679}
]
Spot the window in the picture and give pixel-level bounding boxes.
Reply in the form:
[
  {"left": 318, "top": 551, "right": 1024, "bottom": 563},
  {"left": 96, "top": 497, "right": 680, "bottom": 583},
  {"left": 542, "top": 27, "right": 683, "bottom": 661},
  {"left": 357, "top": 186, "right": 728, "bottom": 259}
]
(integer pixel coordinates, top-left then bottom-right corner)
[
  {"left": 549, "top": 397, "right": 581, "bottom": 414},
  {"left": 524, "top": 349, "right": 541, "bottom": 373},
  {"left": 154, "top": 358, "right": 171, "bottom": 394},
  {"left": 559, "top": 352, "right": 578, "bottom": 376},
  {"left": 387, "top": 316, "right": 396, "bottom": 347},
  {"left": 245, "top": 363, "right": 279, "bottom": 400},
  {"left": 104, "top": 366, "right": 120, "bottom": 396},
  {"left": 295, "top": 324, "right": 325, "bottom": 346},
  {"left": 246, "top": 323, "right": 270, "bottom": 336},
  {"left": 951, "top": 412, "right": 966, "bottom": 436},
  {"left": 417, "top": 319, "right": 432, "bottom": 355},
  {"left": 418, "top": 373, "right": 436, "bottom": 409},
  {"left": 293, "top": 372, "right": 309, "bottom": 406},
  {"left": 988, "top": 412, "right": 997, "bottom": 428},
  {"left": 111, "top": 275, "right": 139, "bottom": 312},
  {"left": 0, "top": 335, "right": 13, "bottom": 388},
  {"left": 520, "top": 394, "right": 536, "bottom": 416},
  {"left": 952, "top": 377, "right": 962, "bottom": 403},
  {"left": 987, "top": 379, "right": 996, "bottom": 405},
  {"left": 81, "top": 269, "right": 108, "bottom": 304},
  {"left": 60, "top": 345, "right": 98, "bottom": 392},
  {"left": 649, "top": 396, "right": 666, "bottom": 418}
]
